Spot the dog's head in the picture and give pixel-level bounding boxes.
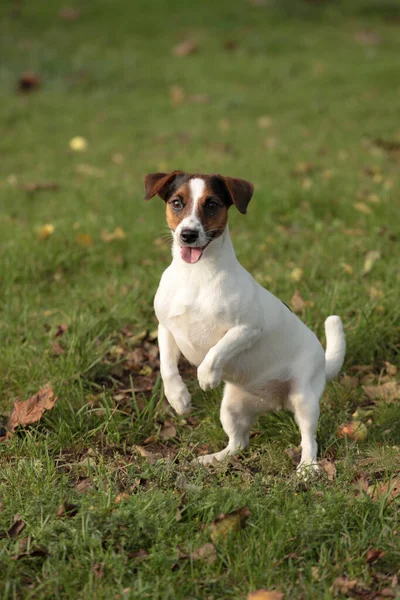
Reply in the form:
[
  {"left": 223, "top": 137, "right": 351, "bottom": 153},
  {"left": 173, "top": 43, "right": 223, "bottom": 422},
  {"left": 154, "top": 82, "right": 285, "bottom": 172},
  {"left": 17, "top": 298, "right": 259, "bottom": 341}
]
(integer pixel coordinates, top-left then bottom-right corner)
[{"left": 144, "top": 171, "right": 254, "bottom": 263}]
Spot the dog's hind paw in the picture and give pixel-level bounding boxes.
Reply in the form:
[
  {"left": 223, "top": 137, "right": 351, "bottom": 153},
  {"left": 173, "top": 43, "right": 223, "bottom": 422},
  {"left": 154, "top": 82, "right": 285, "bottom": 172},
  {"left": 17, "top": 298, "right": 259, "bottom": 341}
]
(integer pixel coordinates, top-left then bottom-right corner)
[
  {"left": 296, "top": 461, "right": 321, "bottom": 481},
  {"left": 194, "top": 448, "right": 230, "bottom": 465}
]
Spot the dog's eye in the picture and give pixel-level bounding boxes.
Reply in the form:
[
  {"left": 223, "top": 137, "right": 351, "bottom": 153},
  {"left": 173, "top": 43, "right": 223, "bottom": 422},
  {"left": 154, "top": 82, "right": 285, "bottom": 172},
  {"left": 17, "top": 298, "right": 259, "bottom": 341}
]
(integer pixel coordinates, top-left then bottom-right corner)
[
  {"left": 171, "top": 198, "right": 183, "bottom": 210},
  {"left": 205, "top": 199, "right": 219, "bottom": 213}
]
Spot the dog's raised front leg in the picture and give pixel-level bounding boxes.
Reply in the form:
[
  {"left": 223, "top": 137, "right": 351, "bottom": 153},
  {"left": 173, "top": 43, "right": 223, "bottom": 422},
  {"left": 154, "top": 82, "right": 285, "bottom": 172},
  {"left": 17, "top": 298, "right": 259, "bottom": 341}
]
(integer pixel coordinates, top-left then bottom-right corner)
[
  {"left": 158, "top": 324, "right": 191, "bottom": 415},
  {"left": 197, "top": 325, "right": 261, "bottom": 391}
]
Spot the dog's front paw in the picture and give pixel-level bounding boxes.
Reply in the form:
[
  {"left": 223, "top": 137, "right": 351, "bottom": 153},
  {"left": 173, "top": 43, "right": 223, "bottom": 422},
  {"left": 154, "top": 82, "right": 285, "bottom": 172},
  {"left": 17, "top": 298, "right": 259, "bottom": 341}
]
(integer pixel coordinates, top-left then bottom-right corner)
[
  {"left": 296, "top": 461, "right": 321, "bottom": 481},
  {"left": 164, "top": 383, "right": 192, "bottom": 415},
  {"left": 197, "top": 361, "right": 222, "bottom": 392}
]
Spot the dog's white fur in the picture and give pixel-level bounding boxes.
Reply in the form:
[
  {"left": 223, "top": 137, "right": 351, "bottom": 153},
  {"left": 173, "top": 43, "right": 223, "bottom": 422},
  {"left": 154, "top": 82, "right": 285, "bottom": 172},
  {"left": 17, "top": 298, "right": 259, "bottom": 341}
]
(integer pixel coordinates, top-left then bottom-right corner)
[{"left": 154, "top": 179, "right": 346, "bottom": 471}]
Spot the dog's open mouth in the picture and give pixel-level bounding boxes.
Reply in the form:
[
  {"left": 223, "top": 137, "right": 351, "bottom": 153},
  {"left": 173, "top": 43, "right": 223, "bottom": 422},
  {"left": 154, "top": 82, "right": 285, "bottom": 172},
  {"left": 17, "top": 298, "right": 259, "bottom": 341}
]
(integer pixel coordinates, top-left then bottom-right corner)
[{"left": 180, "top": 238, "right": 213, "bottom": 264}]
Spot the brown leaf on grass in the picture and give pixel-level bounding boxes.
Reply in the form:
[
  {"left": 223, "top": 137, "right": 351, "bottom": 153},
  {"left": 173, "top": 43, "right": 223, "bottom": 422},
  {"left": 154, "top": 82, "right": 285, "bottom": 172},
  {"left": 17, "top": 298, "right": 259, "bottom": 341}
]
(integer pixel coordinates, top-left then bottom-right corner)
[
  {"left": 100, "top": 227, "right": 126, "bottom": 242},
  {"left": 18, "top": 72, "right": 41, "bottom": 92},
  {"left": 285, "top": 446, "right": 301, "bottom": 466},
  {"left": 290, "top": 289, "right": 306, "bottom": 313},
  {"left": 12, "top": 546, "right": 48, "bottom": 560},
  {"left": 20, "top": 182, "right": 59, "bottom": 193},
  {"left": 73, "top": 477, "right": 93, "bottom": 494},
  {"left": 248, "top": 591, "right": 284, "bottom": 600},
  {"left": 59, "top": 6, "right": 81, "bottom": 20},
  {"left": 170, "top": 85, "right": 186, "bottom": 106},
  {"left": 6, "top": 385, "right": 57, "bottom": 434},
  {"left": 75, "top": 233, "right": 93, "bottom": 246},
  {"left": 160, "top": 420, "right": 177, "bottom": 440},
  {"left": 291, "top": 162, "right": 316, "bottom": 177},
  {"left": 191, "top": 543, "right": 217, "bottom": 564},
  {"left": 330, "top": 577, "right": 359, "bottom": 594},
  {"left": 365, "top": 548, "right": 385, "bottom": 563},
  {"left": 354, "top": 30, "right": 381, "bottom": 46},
  {"left": 8, "top": 515, "right": 26, "bottom": 539},
  {"left": 340, "top": 375, "right": 359, "bottom": 390},
  {"left": 354, "top": 202, "right": 373, "bottom": 215},
  {"left": 51, "top": 342, "right": 65, "bottom": 356},
  {"left": 319, "top": 458, "right": 336, "bottom": 481},
  {"left": 127, "top": 548, "right": 149, "bottom": 561},
  {"left": 56, "top": 502, "right": 79, "bottom": 518},
  {"left": 383, "top": 361, "right": 397, "bottom": 377},
  {"left": 362, "top": 250, "right": 381, "bottom": 275},
  {"left": 115, "top": 493, "right": 130, "bottom": 504},
  {"left": 55, "top": 324, "right": 68, "bottom": 338},
  {"left": 92, "top": 563, "right": 104, "bottom": 579},
  {"left": 363, "top": 382, "right": 400, "bottom": 403},
  {"left": 370, "top": 477, "right": 400, "bottom": 503},
  {"left": 134, "top": 445, "right": 158, "bottom": 464},
  {"left": 210, "top": 507, "right": 249, "bottom": 542},
  {"left": 172, "top": 39, "right": 198, "bottom": 57}
]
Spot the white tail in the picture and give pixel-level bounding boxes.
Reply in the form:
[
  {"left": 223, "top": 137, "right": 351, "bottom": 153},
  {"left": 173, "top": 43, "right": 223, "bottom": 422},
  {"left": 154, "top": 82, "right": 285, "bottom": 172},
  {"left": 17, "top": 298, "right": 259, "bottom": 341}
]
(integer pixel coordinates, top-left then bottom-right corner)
[{"left": 324, "top": 315, "right": 346, "bottom": 381}]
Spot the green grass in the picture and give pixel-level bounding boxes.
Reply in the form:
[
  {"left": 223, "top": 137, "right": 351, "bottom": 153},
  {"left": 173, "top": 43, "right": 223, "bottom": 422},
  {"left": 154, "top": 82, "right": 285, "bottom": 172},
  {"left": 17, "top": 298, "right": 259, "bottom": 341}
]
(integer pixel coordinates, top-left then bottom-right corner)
[{"left": 1, "top": 0, "right": 400, "bottom": 598}]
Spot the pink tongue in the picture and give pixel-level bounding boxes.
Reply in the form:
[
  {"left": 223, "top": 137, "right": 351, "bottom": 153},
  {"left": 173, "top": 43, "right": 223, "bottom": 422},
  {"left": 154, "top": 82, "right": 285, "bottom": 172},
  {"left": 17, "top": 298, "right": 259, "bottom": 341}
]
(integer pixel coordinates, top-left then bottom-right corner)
[{"left": 181, "top": 247, "right": 203, "bottom": 264}]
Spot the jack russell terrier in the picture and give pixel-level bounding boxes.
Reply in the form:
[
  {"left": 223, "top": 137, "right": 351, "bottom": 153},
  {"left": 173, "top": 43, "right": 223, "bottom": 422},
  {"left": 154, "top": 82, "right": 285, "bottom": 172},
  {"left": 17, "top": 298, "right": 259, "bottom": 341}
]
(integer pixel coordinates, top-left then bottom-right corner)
[{"left": 145, "top": 170, "right": 346, "bottom": 472}]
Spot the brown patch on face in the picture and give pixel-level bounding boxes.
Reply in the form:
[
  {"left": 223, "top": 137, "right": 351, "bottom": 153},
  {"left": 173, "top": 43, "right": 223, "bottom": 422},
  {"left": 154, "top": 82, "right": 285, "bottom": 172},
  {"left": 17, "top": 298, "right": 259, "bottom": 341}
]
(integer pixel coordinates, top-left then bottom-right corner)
[
  {"left": 196, "top": 178, "right": 229, "bottom": 239},
  {"left": 165, "top": 180, "right": 194, "bottom": 231}
]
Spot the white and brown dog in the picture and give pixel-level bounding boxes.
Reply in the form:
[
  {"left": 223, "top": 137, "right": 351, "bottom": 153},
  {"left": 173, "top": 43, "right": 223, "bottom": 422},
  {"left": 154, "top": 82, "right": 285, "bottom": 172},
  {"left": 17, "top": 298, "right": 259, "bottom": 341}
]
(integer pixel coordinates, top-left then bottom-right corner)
[{"left": 145, "top": 170, "right": 346, "bottom": 472}]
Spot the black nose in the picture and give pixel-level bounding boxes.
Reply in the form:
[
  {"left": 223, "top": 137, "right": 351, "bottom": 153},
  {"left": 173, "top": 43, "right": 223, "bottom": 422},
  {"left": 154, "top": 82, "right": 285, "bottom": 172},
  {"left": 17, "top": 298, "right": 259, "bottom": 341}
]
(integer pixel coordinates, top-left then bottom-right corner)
[{"left": 180, "top": 228, "right": 199, "bottom": 244}]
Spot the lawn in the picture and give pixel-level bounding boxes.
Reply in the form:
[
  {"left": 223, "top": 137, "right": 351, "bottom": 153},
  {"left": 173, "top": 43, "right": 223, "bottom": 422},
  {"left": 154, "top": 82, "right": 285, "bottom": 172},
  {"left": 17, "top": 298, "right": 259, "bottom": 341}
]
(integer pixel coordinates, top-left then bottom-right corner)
[{"left": 0, "top": 0, "right": 399, "bottom": 598}]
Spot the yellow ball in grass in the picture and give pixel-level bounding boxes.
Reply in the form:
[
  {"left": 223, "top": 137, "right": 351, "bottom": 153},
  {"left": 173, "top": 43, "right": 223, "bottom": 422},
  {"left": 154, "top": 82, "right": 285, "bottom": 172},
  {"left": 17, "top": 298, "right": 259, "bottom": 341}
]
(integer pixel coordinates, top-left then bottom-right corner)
[{"left": 69, "top": 136, "right": 88, "bottom": 152}]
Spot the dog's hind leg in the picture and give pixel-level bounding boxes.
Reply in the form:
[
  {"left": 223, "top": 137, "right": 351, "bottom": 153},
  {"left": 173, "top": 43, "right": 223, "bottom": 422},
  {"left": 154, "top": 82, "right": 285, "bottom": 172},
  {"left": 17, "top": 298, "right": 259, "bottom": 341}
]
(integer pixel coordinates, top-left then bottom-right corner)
[
  {"left": 196, "top": 382, "right": 259, "bottom": 465},
  {"left": 288, "top": 372, "right": 325, "bottom": 476}
]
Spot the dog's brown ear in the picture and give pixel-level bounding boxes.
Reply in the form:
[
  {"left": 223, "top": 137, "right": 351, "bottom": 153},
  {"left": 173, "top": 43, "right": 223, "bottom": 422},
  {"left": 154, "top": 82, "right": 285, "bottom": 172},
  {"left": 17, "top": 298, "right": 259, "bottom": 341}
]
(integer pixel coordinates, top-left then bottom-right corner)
[
  {"left": 144, "top": 171, "right": 184, "bottom": 201},
  {"left": 219, "top": 176, "right": 254, "bottom": 214}
]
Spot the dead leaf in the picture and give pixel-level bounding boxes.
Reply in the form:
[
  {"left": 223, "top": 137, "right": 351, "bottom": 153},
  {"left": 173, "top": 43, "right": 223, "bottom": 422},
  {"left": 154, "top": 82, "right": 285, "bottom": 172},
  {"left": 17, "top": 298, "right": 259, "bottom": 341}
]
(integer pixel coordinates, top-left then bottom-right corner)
[
  {"left": 8, "top": 515, "right": 26, "bottom": 539},
  {"left": 291, "top": 162, "right": 316, "bottom": 177},
  {"left": 340, "top": 375, "right": 358, "bottom": 390},
  {"left": 285, "top": 446, "right": 301, "bottom": 466},
  {"left": 191, "top": 543, "right": 217, "bottom": 564},
  {"left": 18, "top": 72, "right": 41, "bottom": 92},
  {"left": 172, "top": 39, "right": 198, "bottom": 57},
  {"left": 362, "top": 250, "right": 381, "bottom": 275},
  {"left": 354, "top": 30, "right": 381, "bottom": 46},
  {"left": 363, "top": 382, "right": 400, "bottom": 402},
  {"left": 74, "top": 477, "right": 93, "bottom": 494},
  {"left": 75, "top": 233, "right": 93, "bottom": 246},
  {"left": 56, "top": 502, "right": 79, "bottom": 518},
  {"left": 210, "top": 506, "right": 249, "bottom": 542},
  {"left": 383, "top": 361, "right": 397, "bottom": 377},
  {"left": 365, "top": 548, "right": 385, "bottom": 563},
  {"left": 354, "top": 202, "right": 373, "bottom": 215},
  {"left": 50, "top": 342, "right": 65, "bottom": 356},
  {"left": 92, "top": 563, "right": 104, "bottom": 579},
  {"left": 371, "top": 476, "right": 400, "bottom": 503},
  {"left": 248, "top": 591, "right": 284, "bottom": 600},
  {"left": 59, "top": 6, "right": 81, "bottom": 20},
  {"left": 38, "top": 224, "right": 55, "bottom": 239},
  {"left": 115, "top": 493, "right": 130, "bottom": 504},
  {"left": 100, "top": 227, "right": 126, "bottom": 242},
  {"left": 290, "top": 267, "right": 303, "bottom": 282},
  {"left": 20, "top": 182, "right": 58, "bottom": 193},
  {"left": 258, "top": 116, "right": 272, "bottom": 129},
  {"left": 12, "top": 546, "right": 48, "bottom": 560},
  {"left": 55, "top": 324, "right": 68, "bottom": 338},
  {"left": 337, "top": 421, "right": 368, "bottom": 442},
  {"left": 378, "top": 588, "right": 395, "bottom": 598},
  {"left": 290, "top": 289, "right": 306, "bottom": 313},
  {"left": 169, "top": 85, "right": 185, "bottom": 106},
  {"left": 160, "top": 422, "right": 177, "bottom": 440},
  {"left": 319, "top": 458, "right": 336, "bottom": 481},
  {"left": 330, "top": 577, "right": 359, "bottom": 594},
  {"left": 6, "top": 385, "right": 57, "bottom": 434},
  {"left": 134, "top": 445, "right": 158, "bottom": 463},
  {"left": 127, "top": 549, "right": 149, "bottom": 561}
]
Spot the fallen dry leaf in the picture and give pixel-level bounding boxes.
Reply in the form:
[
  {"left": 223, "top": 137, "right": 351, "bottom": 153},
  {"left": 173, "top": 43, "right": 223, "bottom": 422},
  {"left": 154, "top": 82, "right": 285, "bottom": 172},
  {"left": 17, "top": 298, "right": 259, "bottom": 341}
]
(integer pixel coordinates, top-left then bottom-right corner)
[
  {"left": 365, "top": 548, "right": 385, "bottom": 563},
  {"left": 191, "top": 543, "right": 217, "bottom": 564},
  {"left": 383, "top": 361, "right": 397, "bottom": 377},
  {"left": 55, "top": 323, "right": 68, "bottom": 338},
  {"left": 257, "top": 115, "right": 272, "bottom": 129},
  {"left": 290, "top": 289, "right": 306, "bottom": 313},
  {"left": 115, "top": 493, "right": 130, "bottom": 504},
  {"left": 169, "top": 85, "right": 185, "bottom": 106},
  {"left": 38, "top": 224, "right": 55, "bottom": 240},
  {"left": 319, "top": 458, "right": 336, "bottom": 481},
  {"left": 248, "top": 590, "right": 284, "bottom": 600},
  {"left": 50, "top": 341, "right": 65, "bottom": 356},
  {"left": 370, "top": 476, "right": 400, "bottom": 503},
  {"left": 354, "top": 202, "right": 373, "bottom": 215},
  {"left": 290, "top": 267, "right": 303, "bottom": 283},
  {"left": 18, "top": 72, "right": 41, "bottom": 92},
  {"left": 69, "top": 136, "right": 88, "bottom": 151},
  {"left": 56, "top": 502, "right": 79, "bottom": 518},
  {"left": 160, "top": 421, "right": 177, "bottom": 440},
  {"left": 285, "top": 446, "right": 301, "bottom": 466},
  {"left": 330, "top": 577, "right": 359, "bottom": 594},
  {"left": 7, "top": 515, "right": 26, "bottom": 539},
  {"left": 20, "top": 182, "right": 59, "bottom": 193},
  {"left": 101, "top": 227, "right": 126, "bottom": 242},
  {"left": 74, "top": 477, "right": 93, "bottom": 494},
  {"left": 338, "top": 421, "right": 368, "bottom": 442},
  {"left": 363, "top": 381, "right": 400, "bottom": 403},
  {"left": 134, "top": 445, "right": 158, "bottom": 463},
  {"left": 6, "top": 385, "right": 57, "bottom": 435},
  {"left": 75, "top": 233, "right": 93, "bottom": 246},
  {"left": 12, "top": 546, "right": 48, "bottom": 560},
  {"left": 362, "top": 250, "right": 381, "bottom": 275},
  {"left": 172, "top": 39, "right": 198, "bottom": 57},
  {"left": 210, "top": 507, "right": 249, "bottom": 543},
  {"left": 59, "top": 6, "right": 81, "bottom": 20},
  {"left": 92, "top": 563, "right": 104, "bottom": 579}
]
